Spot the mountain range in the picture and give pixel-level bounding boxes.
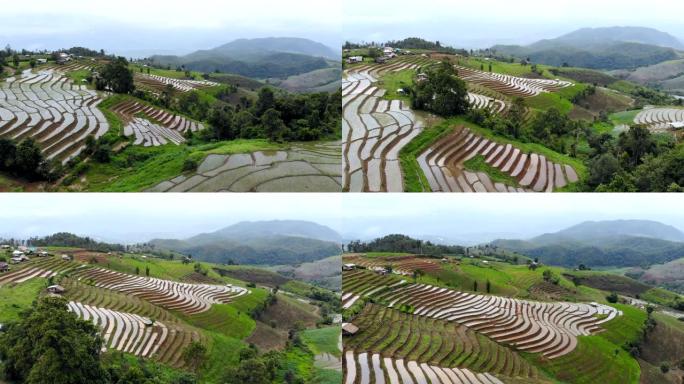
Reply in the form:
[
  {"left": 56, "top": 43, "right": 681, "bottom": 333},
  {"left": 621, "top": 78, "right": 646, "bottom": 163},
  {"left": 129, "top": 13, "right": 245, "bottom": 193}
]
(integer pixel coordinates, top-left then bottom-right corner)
[
  {"left": 149, "top": 37, "right": 338, "bottom": 79},
  {"left": 150, "top": 220, "right": 342, "bottom": 265},
  {"left": 493, "top": 26, "right": 682, "bottom": 70},
  {"left": 492, "top": 220, "right": 684, "bottom": 268}
]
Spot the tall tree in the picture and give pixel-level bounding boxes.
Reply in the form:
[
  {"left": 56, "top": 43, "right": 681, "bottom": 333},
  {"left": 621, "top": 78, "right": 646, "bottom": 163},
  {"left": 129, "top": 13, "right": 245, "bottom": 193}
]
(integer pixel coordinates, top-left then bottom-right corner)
[{"left": 0, "top": 296, "right": 108, "bottom": 384}]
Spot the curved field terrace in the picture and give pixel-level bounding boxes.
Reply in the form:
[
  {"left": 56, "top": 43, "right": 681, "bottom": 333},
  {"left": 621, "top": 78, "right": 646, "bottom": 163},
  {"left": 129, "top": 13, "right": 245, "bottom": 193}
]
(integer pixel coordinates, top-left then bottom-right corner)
[
  {"left": 148, "top": 142, "right": 341, "bottom": 192},
  {"left": 344, "top": 351, "right": 506, "bottom": 384},
  {"left": 0, "top": 69, "right": 109, "bottom": 164},
  {"left": 343, "top": 254, "right": 442, "bottom": 276},
  {"left": 343, "top": 270, "right": 621, "bottom": 359},
  {"left": 109, "top": 100, "right": 204, "bottom": 146},
  {"left": 418, "top": 126, "right": 578, "bottom": 192},
  {"left": 135, "top": 73, "right": 219, "bottom": 93},
  {"left": 634, "top": 106, "right": 684, "bottom": 133},
  {"left": 342, "top": 58, "right": 431, "bottom": 192},
  {"left": 71, "top": 267, "right": 249, "bottom": 315},
  {"left": 455, "top": 66, "right": 573, "bottom": 98}
]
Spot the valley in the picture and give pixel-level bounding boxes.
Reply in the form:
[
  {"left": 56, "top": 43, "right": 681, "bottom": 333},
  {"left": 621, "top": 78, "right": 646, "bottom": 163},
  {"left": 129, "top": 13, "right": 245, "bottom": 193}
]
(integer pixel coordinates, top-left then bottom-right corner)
[
  {"left": 342, "top": 29, "right": 684, "bottom": 192},
  {"left": 0, "top": 38, "right": 341, "bottom": 192},
  {"left": 0, "top": 228, "right": 342, "bottom": 384}
]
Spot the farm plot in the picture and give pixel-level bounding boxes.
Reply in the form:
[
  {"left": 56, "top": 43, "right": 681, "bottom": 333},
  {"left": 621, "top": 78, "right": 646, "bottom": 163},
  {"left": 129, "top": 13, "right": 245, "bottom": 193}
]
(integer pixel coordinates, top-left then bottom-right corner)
[
  {"left": 67, "top": 301, "right": 199, "bottom": 367},
  {"left": 633, "top": 107, "right": 684, "bottom": 132},
  {"left": 147, "top": 142, "right": 341, "bottom": 192},
  {"left": 0, "top": 70, "right": 109, "bottom": 164},
  {"left": 345, "top": 303, "right": 539, "bottom": 379},
  {"left": 455, "top": 66, "right": 573, "bottom": 98},
  {"left": 418, "top": 126, "right": 578, "bottom": 192},
  {"left": 467, "top": 92, "right": 507, "bottom": 114},
  {"left": 70, "top": 267, "right": 250, "bottom": 315},
  {"left": 0, "top": 257, "right": 80, "bottom": 286},
  {"left": 135, "top": 74, "right": 219, "bottom": 93},
  {"left": 343, "top": 351, "right": 506, "bottom": 384},
  {"left": 343, "top": 270, "right": 622, "bottom": 359},
  {"left": 109, "top": 100, "right": 204, "bottom": 146},
  {"left": 344, "top": 254, "right": 441, "bottom": 276},
  {"left": 342, "top": 57, "right": 431, "bottom": 192},
  {"left": 40, "top": 62, "right": 94, "bottom": 73}
]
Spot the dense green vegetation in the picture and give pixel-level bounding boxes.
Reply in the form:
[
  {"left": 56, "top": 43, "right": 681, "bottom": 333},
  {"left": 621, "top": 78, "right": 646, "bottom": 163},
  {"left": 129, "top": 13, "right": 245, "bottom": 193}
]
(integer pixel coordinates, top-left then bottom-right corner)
[
  {"left": 346, "top": 234, "right": 465, "bottom": 256},
  {"left": 27, "top": 232, "right": 124, "bottom": 252}
]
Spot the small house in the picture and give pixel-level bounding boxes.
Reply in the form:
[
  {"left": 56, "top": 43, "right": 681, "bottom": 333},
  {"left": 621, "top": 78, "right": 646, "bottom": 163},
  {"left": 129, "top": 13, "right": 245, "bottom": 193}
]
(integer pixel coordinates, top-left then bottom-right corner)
[
  {"left": 46, "top": 285, "right": 66, "bottom": 294},
  {"left": 0, "top": 262, "right": 9, "bottom": 272},
  {"left": 36, "top": 58, "right": 47, "bottom": 64},
  {"left": 416, "top": 73, "right": 428, "bottom": 82},
  {"left": 38, "top": 251, "right": 49, "bottom": 257},
  {"left": 670, "top": 121, "right": 684, "bottom": 130},
  {"left": 12, "top": 250, "right": 24, "bottom": 257},
  {"left": 397, "top": 88, "right": 406, "bottom": 95},
  {"left": 0, "top": 244, "right": 10, "bottom": 249},
  {"left": 383, "top": 47, "right": 394, "bottom": 55},
  {"left": 342, "top": 322, "right": 359, "bottom": 336},
  {"left": 346, "top": 56, "right": 363, "bottom": 64},
  {"left": 375, "top": 56, "right": 387, "bottom": 64},
  {"left": 61, "top": 254, "right": 71, "bottom": 261},
  {"left": 342, "top": 263, "right": 356, "bottom": 271}
]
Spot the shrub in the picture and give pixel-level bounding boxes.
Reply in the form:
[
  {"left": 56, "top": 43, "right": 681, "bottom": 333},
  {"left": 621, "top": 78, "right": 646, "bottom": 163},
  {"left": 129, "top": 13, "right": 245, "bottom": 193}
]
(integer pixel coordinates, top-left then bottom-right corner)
[{"left": 606, "top": 292, "right": 619, "bottom": 303}]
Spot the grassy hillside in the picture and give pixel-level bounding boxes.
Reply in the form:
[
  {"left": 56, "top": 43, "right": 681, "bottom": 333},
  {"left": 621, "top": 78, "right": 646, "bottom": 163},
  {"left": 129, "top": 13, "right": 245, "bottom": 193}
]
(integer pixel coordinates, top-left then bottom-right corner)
[{"left": 0, "top": 251, "right": 338, "bottom": 384}]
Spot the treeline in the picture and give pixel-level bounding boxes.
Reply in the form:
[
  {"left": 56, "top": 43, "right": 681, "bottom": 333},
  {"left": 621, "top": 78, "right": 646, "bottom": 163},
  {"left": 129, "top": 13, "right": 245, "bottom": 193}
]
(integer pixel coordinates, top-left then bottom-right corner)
[
  {"left": 27, "top": 232, "right": 124, "bottom": 252},
  {"left": 384, "top": 37, "right": 468, "bottom": 55},
  {"left": 161, "top": 86, "right": 341, "bottom": 143},
  {"left": 0, "top": 138, "right": 54, "bottom": 181},
  {"left": 346, "top": 234, "right": 465, "bottom": 256}
]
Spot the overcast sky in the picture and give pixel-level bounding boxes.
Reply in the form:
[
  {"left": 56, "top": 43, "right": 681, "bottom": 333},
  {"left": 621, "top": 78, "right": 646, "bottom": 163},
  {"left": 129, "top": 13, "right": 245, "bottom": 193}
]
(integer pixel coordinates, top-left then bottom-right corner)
[
  {"left": 344, "top": 0, "right": 684, "bottom": 48},
  {"left": 0, "top": 194, "right": 682, "bottom": 245},
  {"left": 0, "top": 0, "right": 340, "bottom": 57}
]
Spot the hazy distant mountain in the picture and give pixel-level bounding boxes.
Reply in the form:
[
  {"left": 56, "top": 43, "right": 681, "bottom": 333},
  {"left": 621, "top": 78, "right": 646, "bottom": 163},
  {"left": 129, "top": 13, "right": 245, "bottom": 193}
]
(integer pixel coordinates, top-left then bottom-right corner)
[
  {"left": 493, "top": 27, "right": 681, "bottom": 70},
  {"left": 492, "top": 220, "right": 684, "bottom": 267},
  {"left": 150, "top": 220, "right": 342, "bottom": 265},
  {"left": 543, "top": 27, "right": 684, "bottom": 50},
  {"left": 149, "top": 37, "right": 338, "bottom": 79}
]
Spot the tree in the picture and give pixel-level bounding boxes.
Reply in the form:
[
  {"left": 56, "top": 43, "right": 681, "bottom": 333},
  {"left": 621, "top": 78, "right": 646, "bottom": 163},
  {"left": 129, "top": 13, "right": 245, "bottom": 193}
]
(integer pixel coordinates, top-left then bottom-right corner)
[
  {"left": 261, "top": 108, "right": 287, "bottom": 142},
  {"left": 182, "top": 341, "right": 208, "bottom": 373},
  {"left": 0, "top": 296, "right": 108, "bottom": 384},
  {"left": 135, "top": 266, "right": 140, "bottom": 275},
  {"left": 617, "top": 125, "right": 657, "bottom": 168},
  {"left": 99, "top": 57, "right": 135, "bottom": 94},
  {"left": 473, "top": 281, "right": 478, "bottom": 292},
  {"left": 208, "top": 103, "right": 235, "bottom": 140},
  {"left": 254, "top": 87, "right": 276, "bottom": 116},
  {"left": 486, "top": 279, "right": 491, "bottom": 293},
  {"left": 29, "top": 58, "right": 36, "bottom": 69},
  {"left": 606, "top": 292, "right": 619, "bottom": 303},
  {"left": 12, "top": 54, "right": 19, "bottom": 67},
  {"left": 145, "top": 266, "right": 150, "bottom": 277},
  {"left": 412, "top": 62, "right": 469, "bottom": 117},
  {"left": 14, "top": 138, "right": 46, "bottom": 180},
  {"left": 588, "top": 153, "right": 620, "bottom": 187}
]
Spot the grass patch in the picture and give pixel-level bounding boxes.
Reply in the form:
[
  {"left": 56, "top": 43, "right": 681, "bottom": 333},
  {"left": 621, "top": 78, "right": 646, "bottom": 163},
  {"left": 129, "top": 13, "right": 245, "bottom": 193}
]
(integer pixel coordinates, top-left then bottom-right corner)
[
  {"left": 526, "top": 91, "right": 574, "bottom": 114},
  {"left": 399, "top": 120, "right": 454, "bottom": 192},
  {"left": 463, "top": 155, "right": 520, "bottom": 187},
  {"left": 378, "top": 69, "right": 414, "bottom": 104},
  {"left": 0, "top": 279, "right": 45, "bottom": 323},
  {"left": 610, "top": 109, "right": 642, "bottom": 126},
  {"left": 200, "top": 332, "right": 243, "bottom": 383},
  {"left": 300, "top": 327, "right": 341, "bottom": 357}
]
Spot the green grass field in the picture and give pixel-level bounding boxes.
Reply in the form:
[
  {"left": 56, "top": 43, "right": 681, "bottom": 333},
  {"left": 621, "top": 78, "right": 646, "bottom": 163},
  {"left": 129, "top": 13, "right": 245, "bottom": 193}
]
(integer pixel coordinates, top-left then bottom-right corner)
[
  {"left": 300, "top": 327, "right": 341, "bottom": 357},
  {"left": 0, "top": 278, "right": 45, "bottom": 323},
  {"left": 378, "top": 69, "right": 414, "bottom": 104},
  {"left": 463, "top": 155, "right": 521, "bottom": 187}
]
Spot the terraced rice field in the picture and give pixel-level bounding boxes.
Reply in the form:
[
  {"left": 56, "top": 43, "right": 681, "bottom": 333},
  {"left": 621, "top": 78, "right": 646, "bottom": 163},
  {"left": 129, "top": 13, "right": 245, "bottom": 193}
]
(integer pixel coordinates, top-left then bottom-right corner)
[
  {"left": 41, "top": 62, "right": 94, "bottom": 73},
  {"left": 109, "top": 100, "right": 204, "bottom": 146},
  {"left": 344, "top": 254, "right": 441, "bottom": 276},
  {"left": 68, "top": 301, "right": 174, "bottom": 358},
  {"left": 634, "top": 106, "right": 684, "bottom": 132},
  {"left": 71, "top": 267, "right": 249, "bottom": 314},
  {"left": 346, "top": 304, "right": 539, "bottom": 380},
  {"left": 0, "top": 257, "right": 81, "bottom": 286},
  {"left": 148, "top": 142, "right": 341, "bottom": 192},
  {"left": 135, "top": 74, "right": 219, "bottom": 93},
  {"left": 342, "top": 270, "right": 621, "bottom": 359},
  {"left": 455, "top": 66, "right": 572, "bottom": 98},
  {"left": 343, "top": 351, "right": 506, "bottom": 384},
  {"left": 467, "top": 92, "right": 507, "bottom": 114},
  {"left": 342, "top": 57, "right": 432, "bottom": 191},
  {"left": 0, "top": 69, "right": 109, "bottom": 164},
  {"left": 418, "top": 126, "right": 578, "bottom": 192}
]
